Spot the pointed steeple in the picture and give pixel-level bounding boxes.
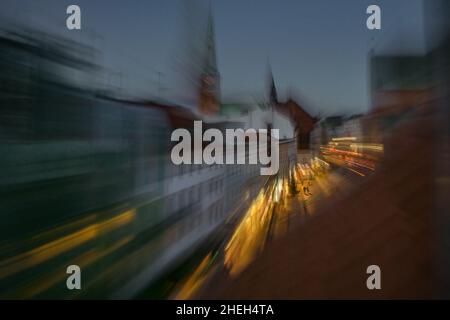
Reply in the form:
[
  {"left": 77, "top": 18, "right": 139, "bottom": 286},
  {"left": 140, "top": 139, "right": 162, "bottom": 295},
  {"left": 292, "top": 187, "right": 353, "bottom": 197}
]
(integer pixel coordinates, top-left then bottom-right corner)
[
  {"left": 198, "top": 3, "right": 220, "bottom": 116},
  {"left": 205, "top": 5, "right": 218, "bottom": 77},
  {"left": 267, "top": 63, "right": 278, "bottom": 105}
]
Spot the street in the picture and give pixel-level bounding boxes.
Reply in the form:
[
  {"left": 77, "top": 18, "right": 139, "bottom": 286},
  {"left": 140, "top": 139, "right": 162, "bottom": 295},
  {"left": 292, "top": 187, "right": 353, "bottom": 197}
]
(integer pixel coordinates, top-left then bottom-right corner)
[{"left": 171, "top": 161, "right": 369, "bottom": 299}]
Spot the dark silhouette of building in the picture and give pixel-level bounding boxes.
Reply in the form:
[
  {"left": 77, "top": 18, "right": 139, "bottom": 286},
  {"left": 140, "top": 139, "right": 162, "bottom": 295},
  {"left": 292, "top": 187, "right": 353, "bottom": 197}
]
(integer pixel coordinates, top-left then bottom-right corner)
[
  {"left": 198, "top": 8, "right": 220, "bottom": 116},
  {"left": 267, "top": 71, "right": 316, "bottom": 149}
]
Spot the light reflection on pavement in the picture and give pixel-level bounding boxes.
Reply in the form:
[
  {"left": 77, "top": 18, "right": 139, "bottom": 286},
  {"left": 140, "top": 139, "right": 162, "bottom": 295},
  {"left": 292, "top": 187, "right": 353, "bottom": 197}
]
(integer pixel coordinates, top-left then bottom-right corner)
[{"left": 174, "top": 164, "right": 367, "bottom": 299}]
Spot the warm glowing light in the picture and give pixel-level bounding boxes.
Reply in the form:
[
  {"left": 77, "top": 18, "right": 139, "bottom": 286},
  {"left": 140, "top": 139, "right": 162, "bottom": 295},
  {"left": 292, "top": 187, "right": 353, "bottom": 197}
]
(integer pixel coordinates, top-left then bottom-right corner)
[
  {"left": 331, "top": 137, "right": 357, "bottom": 142},
  {"left": 0, "top": 209, "right": 135, "bottom": 280}
]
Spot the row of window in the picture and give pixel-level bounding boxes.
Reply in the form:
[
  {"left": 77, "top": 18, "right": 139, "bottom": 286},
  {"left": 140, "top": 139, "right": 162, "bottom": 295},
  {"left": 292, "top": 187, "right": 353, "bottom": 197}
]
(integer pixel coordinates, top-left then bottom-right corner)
[
  {"left": 165, "top": 177, "right": 225, "bottom": 214},
  {"left": 166, "top": 162, "right": 224, "bottom": 178},
  {"left": 168, "top": 200, "right": 226, "bottom": 243}
]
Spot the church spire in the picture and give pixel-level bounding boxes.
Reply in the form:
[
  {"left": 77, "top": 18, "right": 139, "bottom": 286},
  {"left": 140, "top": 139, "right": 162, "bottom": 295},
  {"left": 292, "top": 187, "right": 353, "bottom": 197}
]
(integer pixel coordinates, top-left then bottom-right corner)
[
  {"left": 205, "top": 5, "right": 218, "bottom": 76},
  {"left": 267, "top": 63, "right": 278, "bottom": 105},
  {"left": 198, "top": 4, "right": 220, "bottom": 116}
]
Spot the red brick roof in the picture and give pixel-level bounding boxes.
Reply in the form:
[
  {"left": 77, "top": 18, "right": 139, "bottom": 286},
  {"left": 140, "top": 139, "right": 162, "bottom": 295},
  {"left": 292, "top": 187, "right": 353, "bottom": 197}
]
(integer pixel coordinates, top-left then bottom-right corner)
[{"left": 276, "top": 99, "right": 317, "bottom": 134}]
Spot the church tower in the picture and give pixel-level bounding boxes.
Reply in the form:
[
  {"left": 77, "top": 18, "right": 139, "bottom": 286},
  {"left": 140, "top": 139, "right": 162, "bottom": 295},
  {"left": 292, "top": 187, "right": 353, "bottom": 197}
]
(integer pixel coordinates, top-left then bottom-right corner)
[
  {"left": 267, "top": 64, "right": 278, "bottom": 106},
  {"left": 198, "top": 6, "right": 221, "bottom": 116}
]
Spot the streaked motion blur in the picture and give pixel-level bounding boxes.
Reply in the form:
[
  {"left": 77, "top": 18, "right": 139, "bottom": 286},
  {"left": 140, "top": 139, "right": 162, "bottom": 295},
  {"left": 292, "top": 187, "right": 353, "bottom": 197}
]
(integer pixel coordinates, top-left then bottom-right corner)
[{"left": 1, "top": 0, "right": 449, "bottom": 299}]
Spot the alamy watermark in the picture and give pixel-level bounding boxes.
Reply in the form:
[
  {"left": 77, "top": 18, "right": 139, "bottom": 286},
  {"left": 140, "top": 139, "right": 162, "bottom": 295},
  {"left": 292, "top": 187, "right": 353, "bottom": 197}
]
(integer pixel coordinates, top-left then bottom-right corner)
[
  {"left": 66, "top": 264, "right": 81, "bottom": 290},
  {"left": 366, "top": 265, "right": 381, "bottom": 290},
  {"left": 170, "top": 121, "right": 279, "bottom": 176},
  {"left": 66, "top": 4, "right": 380, "bottom": 32}
]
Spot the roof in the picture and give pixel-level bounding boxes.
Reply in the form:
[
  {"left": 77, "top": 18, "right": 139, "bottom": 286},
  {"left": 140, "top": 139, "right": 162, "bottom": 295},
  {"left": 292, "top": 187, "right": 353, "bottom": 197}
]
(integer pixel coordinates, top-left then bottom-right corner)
[
  {"left": 220, "top": 102, "right": 258, "bottom": 117},
  {"left": 276, "top": 99, "right": 317, "bottom": 133}
]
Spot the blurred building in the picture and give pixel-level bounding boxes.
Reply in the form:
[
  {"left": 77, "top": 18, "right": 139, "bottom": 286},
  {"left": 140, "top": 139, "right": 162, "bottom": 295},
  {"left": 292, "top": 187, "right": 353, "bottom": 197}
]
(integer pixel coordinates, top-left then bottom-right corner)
[
  {"left": 310, "top": 116, "right": 343, "bottom": 156},
  {"left": 335, "top": 114, "right": 364, "bottom": 139},
  {"left": 198, "top": 8, "right": 221, "bottom": 116},
  {"left": 276, "top": 98, "right": 316, "bottom": 150},
  {"left": 367, "top": 0, "right": 449, "bottom": 145},
  {"left": 368, "top": 54, "right": 433, "bottom": 144}
]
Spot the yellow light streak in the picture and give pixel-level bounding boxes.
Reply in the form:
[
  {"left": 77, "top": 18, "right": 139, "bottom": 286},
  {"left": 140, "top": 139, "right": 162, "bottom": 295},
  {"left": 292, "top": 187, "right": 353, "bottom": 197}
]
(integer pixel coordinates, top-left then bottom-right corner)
[{"left": 0, "top": 209, "right": 135, "bottom": 279}]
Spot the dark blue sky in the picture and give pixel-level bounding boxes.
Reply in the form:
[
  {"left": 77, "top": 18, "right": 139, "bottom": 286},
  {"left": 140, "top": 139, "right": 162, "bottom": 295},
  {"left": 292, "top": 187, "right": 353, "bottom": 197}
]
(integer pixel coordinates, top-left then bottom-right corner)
[{"left": 0, "top": 0, "right": 427, "bottom": 115}]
